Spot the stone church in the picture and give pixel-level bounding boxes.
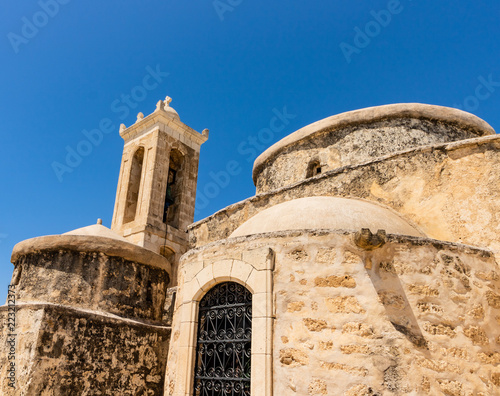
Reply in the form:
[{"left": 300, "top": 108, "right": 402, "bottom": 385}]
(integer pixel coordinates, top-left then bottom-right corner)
[{"left": 2, "top": 97, "right": 500, "bottom": 395}]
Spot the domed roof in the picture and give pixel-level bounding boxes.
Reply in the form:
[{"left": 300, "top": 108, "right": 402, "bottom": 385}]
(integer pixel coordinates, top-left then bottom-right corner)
[
  {"left": 163, "top": 105, "right": 180, "bottom": 121},
  {"left": 63, "top": 219, "right": 128, "bottom": 242},
  {"left": 230, "top": 197, "right": 424, "bottom": 238},
  {"left": 161, "top": 96, "right": 180, "bottom": 121},
  {"left": 252, "top": 103, "right": 495, "bottom": 183}
]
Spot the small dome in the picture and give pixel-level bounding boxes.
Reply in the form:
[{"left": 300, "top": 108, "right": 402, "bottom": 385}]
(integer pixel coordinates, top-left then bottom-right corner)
[
  {"left": 63, "top": 222, "right": 128, "bottom": 242},
  {"left": 230, "top": 197, "right": 424, "bottom": 238},
  {"left": 162, "top": 96, "right": 180, "bottom": 121},
  {"left": 164, "top": 105, "right": 180, "bottom": 121}
]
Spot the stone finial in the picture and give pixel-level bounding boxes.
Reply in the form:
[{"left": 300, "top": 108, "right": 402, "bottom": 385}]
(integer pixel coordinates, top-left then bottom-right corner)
[
  {"left": 202, "top": 128, "right": 209, "bottom": 138},
  {"left": 119, "top": 123, "right": 126, "bottom": 133},
  {"left": 97, "top": 218, "right": 103, "bottom": 225},
  {"left": 354, "top": 228, "right": 386, "bottom": 251},
  {"left": 164, "top": 96, "right": 172, "bottom": 107},
  {"left": 136, "top": 112, "right": 144, "bottom": 122},
  {"left": 155, "top": 100, "right": 165, "bottom": 112}
]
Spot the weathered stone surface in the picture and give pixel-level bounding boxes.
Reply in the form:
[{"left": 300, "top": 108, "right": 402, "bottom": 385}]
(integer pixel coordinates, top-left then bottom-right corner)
[
  {"left": 0, "top": 304, "right": 170, "bottom": 396},
  {"left": 463, "top": 326, "right": 489, "bottom": 345},
  {"left": 303, "top": 318, "right": 329, "bottom": 332},
  {"left": 314, "top": 275, "right": 356, "bottom": 288},
  {"left": 344, "top": 384, "right": 375, "bottom": 396},
  {"left": 175, "top": 229, "right": 500, "bottom": 395},
  {"left": 320, "top": 361, "right": 368, "bottom": 376},
  {"left": 325, "top": 296, "right": 365, "bottom": 314},
  {"left": 287, "top": 301, "right": 305, "bottom": 312},
  {"left": 279, "top": 348, "right": 309, "bottom": 366},
  {"left": 486, "top": 290, "right": 500, "bottom": 308},
  {"left": 342, "top": 322, "right": 374, "bottom": 337},
  {"left": 423, "top": 323, "right": 456, "bottom": 337},
  {"left": 308, "top": 378, "right": 327, "bottom": 395},
  {"left": 12, "top": 248, "right": 169, "bottom": 322}
]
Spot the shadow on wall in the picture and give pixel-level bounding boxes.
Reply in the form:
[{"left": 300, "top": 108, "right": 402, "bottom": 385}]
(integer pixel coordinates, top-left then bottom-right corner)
[{"left": 356, "top": 229, "right": 428, "bottom": 349}]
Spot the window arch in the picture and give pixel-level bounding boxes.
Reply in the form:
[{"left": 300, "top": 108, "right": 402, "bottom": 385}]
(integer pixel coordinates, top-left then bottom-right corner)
[
  {"left": 193, "top": 282, "right": 252, "bottom": 396},
  {"left": 163, "top": 148, "right": 185, "bottom": 229},
  {"left": 124, "top": 147, "right": 144, "bottom": 223},
  {"left": 306, "top": 158, "right": 322, "bottom": 178}
]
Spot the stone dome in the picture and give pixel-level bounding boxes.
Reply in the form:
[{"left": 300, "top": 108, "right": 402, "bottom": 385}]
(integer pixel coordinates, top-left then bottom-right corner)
[
  {"left": 164, "top": 104, "right": 180, "bottom": 121},
  {"left": 252, "top": 103, "right": 496, "bottom": 193},
  {"left": 230, "top": 196, "right": 424, "bottom": 237},
  {"left": 63, "top": 221, "right": 129, "bottom": 242}
]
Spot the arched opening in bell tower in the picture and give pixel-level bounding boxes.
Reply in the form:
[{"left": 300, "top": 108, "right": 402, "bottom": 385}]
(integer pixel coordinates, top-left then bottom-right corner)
[
  {"left": 163, "top": 148, "right": 185, "bottom": 229},
  {"left": 124, "top": 147, "right": 145, "bottom": 223}
]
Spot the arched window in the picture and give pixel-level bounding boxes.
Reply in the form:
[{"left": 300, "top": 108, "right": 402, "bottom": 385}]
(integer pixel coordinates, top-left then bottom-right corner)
[
  {"left": 193, "top": 282, "right": 252, "bottom": 396},
  {"left": 159, "top": 245, "right": 175, "bottom": 263},
  {"left": 306, "top": 159, "right": 322, "bottom": 178},
  {"left": 124, "top": 147, "right": 144, "bottom": 223},
  {"left": 163, "top": 148, "right": 185, "bottom": 228}
]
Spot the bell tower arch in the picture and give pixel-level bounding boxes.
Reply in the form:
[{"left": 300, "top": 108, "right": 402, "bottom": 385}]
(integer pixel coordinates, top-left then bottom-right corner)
[{"left": 111, "top": 96, "right": 208, "bottom": 282}]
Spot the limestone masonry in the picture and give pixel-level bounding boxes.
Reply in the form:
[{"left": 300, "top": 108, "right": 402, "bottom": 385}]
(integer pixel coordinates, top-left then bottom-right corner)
[{"left": 2, "top": 98, "right": 500, "bottom": 395}]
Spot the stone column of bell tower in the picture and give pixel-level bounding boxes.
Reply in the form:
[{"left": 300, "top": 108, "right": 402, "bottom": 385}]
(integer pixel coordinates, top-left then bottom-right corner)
[{"left": 111, "top": 96, "right": 208, "bottom": 283}]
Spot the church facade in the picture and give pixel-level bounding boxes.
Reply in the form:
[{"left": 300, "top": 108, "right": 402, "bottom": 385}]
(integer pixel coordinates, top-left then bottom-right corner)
[{"left": 2, "top": 98, "right": 500, "bottom": 395}]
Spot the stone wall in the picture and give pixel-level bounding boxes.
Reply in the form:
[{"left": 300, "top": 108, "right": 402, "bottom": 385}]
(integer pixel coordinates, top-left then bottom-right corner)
[
  {"left": 189, "top": 135, "right": 500, "bottom": 254},
  {"left": 11, "top": 241, "right": 170, "bottom": 323},
  {"left": 0, "top": 304, "right": 170, "bottom": 396},
  {"left": 174, "top": 230, "right": 500, "bottom": 395},
  {"left": 271, "top": 232, "right": 499, "bottom": 395},
  {"left": 3, "top": 234, "right": 172, "bottom": 395}
]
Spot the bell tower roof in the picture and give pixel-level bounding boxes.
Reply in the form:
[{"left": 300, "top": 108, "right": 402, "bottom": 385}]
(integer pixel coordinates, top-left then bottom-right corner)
[{"left": 118, "top": 96, "right": 208, "bottom": 147}]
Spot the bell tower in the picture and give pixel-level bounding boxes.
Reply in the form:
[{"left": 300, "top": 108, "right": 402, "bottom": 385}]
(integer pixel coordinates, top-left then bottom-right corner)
[{"left": 111, "top": 96, "right": 208, "bottom": 280}]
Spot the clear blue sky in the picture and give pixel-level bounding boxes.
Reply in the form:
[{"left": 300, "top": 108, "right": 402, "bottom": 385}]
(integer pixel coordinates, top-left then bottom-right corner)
[{"left": 1, "top": 0, "right": 499, "bottom": 302}]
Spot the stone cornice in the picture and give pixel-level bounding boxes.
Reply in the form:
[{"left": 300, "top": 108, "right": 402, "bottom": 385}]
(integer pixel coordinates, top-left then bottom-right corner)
[
  {"left": 119, "top": 108, "right": 208, "bottom": 146},
  {"left": 11, "top": 234, "right": 172, "bottom": 274}
]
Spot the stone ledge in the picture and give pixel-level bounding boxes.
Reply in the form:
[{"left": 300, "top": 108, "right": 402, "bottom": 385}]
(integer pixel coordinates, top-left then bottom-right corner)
[
  {"left": 120, "top": 110, "right": 208, "bottom": 146},
  {"left": 0, "top": 302, "right": 172, "bottom": 329},
  {"left": 182, "top": 228, "right": 493, "bottom": 262},
  {"left": 11, "top": 234, "right": 171, "bottom": 274}
]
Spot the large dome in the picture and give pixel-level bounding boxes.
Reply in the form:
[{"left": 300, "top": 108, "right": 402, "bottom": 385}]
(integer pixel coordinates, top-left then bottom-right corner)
[
  {"left": 252, "top": 103, "right": 496, "bottom": 193},
  {"left": 230, "top": 196, "right": 424, "bottom": 237}
]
